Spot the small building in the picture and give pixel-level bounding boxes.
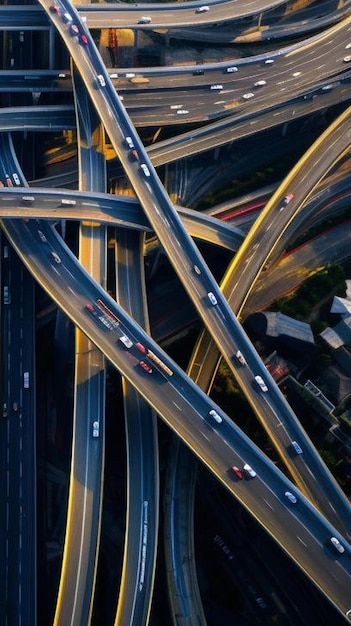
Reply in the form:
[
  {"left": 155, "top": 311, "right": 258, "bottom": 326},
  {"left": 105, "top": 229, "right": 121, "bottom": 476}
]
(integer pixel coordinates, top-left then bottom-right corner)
[{"left": 245, "top": 311, "right": 315, "bottom": 354}]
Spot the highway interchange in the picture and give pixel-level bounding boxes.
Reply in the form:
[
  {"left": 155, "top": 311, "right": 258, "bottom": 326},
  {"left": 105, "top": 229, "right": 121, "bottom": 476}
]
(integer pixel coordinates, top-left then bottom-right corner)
[{"left": 1, "top": 0, "right": 351, "bottom": 624}]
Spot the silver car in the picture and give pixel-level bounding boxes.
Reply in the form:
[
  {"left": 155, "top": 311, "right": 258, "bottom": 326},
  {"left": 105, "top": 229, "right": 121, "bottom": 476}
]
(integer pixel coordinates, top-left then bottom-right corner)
[
  {"left": 207, "top": 292, "right": 217, "bottom": 306},
  {"left": 330, "top": 537, "right": 345, "bottom": 553},
  {"left": 255, "top": 375, "right": 268, "bottom": 392},
  {"left": 284, "top": 491, "right": 297, "bottom": 504},
  {"left": 119, "top": 334, "right": 133, "bottom": 348},
  {"left": 140, "top": 163, "right": 150, "bottom": 177}
]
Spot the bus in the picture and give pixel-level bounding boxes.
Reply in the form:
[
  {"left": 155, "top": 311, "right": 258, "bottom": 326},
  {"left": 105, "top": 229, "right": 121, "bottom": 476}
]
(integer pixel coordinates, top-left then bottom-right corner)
[
  {"left": 96, "top": 299, "right": 120, "bottom": 327},
  {"left": 146, "top": 350, "right": 173, "bottom": 377}
]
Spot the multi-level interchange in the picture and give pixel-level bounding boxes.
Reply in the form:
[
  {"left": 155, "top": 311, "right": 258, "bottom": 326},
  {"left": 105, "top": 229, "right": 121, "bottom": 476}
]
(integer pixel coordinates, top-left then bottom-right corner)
[{"left": 1, "top": 0, "right": 351, "bottom": 624}]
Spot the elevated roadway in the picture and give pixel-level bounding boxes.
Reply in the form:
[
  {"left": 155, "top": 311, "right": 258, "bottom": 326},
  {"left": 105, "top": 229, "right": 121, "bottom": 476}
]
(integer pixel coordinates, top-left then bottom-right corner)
[
  {"left": 0, "top": 1, "right": 290, "bottom": 30},
  {"left": 114, "top": 228, "right": 159, "bottom": 626},
  {"left": 52, "top": 67, "right": 107, "bottom": 625}
]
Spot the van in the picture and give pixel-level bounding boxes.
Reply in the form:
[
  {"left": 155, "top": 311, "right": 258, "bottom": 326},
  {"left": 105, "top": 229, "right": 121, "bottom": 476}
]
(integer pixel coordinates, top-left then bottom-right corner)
[
  {"left": 61, "top": 198, "right": 76, "bottom": 206},
  {"left": 97, "top": 74, "right": 106, "bottom": 88}
]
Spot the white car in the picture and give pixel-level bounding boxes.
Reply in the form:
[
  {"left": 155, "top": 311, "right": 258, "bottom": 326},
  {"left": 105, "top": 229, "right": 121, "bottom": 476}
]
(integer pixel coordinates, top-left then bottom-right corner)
[
  {"left": 291, "top": 440, "right": 303, "bottom": 455},
  {"left": 22, "top": 196, "right": 35, "bottom": 203},
  {"left": 235, "top": 350, "right": 246, "bottom": 365},
  {"left": 330, "top": 537, "right": 345, "bottom": 553},
  {"left": 242, "top": 92, "right": 255, "bottom": 99},
  {"left": 210, "top": 84, "right": 223, "bottom": 90},
  {"left": 255, "top": 375, "right": 268, "bottom": 392},
  {"left": 344, "top": 55, "right": 351, "bottom": 62},
  {"left": 97, "top": 74, "right": 106, "bottom": 87},
  {"left": 50, "top": 251, "right": 61, "bottom": 264},
  {"left": 284, "top": 491, "right": 297, "bottom": 504},
  {"left": 196, "top": 5, "right": 209, "bottom": 12},
  {"left": 243, "top": 463, "right": 256, "bottom": 478},
  {"left": 140, "top": 163, "right": 150, "bottom": 177},
  {"left": 177, "top": 110, "right": 189, "bottom": 114},
  {"left": 38, "top": 230, "right": 47, "bottom": 243},
  {"left": 138, "top": 16, "right": 152, "bottom": 24},
  {"left": 119, "top": 334, "right": 133, "bottom": 348},
  {"left": 226, "top": 66, "right": 238, "bottom": 73},
  {"left": 12, "top": 172, "right": 21, "bottom": 185},
  {"left": 207, "top": 292, "right": 217, "bottom": 306},
  {"left": 254, "top": 80, "right": 266, "bottom": 87},
  {"left": 193, "top": 264, "right": 201, "bottom": 275},
  {"left": 92, "top": 421, "right": 99, "bottom": 438},
  {"left": 209, "top": 409, "right": 222, "bottom": 423},
  {"left": 125, "top": 136, "right": 134, "bottom": 149},
  {"left": 264, "top": 58, "right": 274, "bottom": 65}
]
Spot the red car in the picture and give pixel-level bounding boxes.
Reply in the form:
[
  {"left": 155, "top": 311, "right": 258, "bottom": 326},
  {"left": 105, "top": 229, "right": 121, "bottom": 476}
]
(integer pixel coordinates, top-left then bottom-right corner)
[
  {"left": 49, "top": 3, "right": 61, "bottom": 14},
  {"left": 232, "top": 466, "right": 243, "bottom": 480},
  {"left": 135, "top": 342, "right": 146, "bottom": 353},
  {"left": 138, "top": 360, "right": 153, "bottom": 374},
  {"left": 280, "top": 192, "right": 294, "bottom": 209},
  {"left": 79, "top": 33, "right": 88, "bottom": 46}
]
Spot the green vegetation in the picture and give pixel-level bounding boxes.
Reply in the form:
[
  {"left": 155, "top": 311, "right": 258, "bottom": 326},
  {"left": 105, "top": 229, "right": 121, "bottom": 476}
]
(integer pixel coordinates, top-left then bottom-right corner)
[
  {"left": 273, "top": 263, "right": 349, "bottom": 323},
  {"left": 338, "top": 412, "right": 351, "bottom": 437}
]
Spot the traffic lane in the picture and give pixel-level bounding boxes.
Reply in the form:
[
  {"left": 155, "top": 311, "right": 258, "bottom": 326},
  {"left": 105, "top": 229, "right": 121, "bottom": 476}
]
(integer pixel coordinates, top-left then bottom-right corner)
[{"left": 80, "top": 0, "right": 290, "bottom": 29}]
